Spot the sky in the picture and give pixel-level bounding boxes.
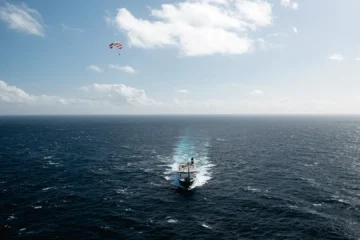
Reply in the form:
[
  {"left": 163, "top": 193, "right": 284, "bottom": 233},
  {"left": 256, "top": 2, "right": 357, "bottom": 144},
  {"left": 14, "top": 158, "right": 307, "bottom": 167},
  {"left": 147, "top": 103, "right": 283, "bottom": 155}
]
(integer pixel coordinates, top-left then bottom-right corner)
[{"left": 1, "top": 0, "right": 360, "bottom": 115}]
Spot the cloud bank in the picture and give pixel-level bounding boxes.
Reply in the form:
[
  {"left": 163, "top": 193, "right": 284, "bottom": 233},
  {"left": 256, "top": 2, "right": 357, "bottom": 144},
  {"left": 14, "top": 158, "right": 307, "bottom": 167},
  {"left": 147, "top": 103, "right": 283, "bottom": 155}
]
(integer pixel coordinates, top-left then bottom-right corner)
[
  {"left": 0, "top": 80, "right": 158, "bottom": 114},
  {"left": 2, "top": 80, "right": 360, "bottom": 115},
  {"left": 109, "top": 0, "right": 275, "bottom": 56}
]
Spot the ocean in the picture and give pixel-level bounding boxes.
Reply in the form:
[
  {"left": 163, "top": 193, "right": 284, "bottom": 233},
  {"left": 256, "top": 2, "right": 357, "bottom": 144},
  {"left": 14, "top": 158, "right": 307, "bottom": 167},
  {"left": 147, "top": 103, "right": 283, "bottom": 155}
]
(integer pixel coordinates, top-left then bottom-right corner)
[{"left": 1, "top": 115, "right": 360, "bottom": 239}]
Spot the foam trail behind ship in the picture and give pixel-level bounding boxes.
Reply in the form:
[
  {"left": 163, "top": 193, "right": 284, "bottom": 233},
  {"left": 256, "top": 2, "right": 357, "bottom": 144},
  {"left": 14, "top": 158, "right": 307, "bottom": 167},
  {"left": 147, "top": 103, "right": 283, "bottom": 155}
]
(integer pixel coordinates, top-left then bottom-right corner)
[{"left": 164, "top": 135, "right": 214, "bottom": 189}]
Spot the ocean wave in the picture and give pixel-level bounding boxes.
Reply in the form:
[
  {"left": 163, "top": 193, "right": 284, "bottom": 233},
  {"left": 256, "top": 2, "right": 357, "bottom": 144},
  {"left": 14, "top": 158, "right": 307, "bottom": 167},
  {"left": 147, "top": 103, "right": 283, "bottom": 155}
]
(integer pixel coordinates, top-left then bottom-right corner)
[
  {"left": 202, "top": 223, "right": 212, "bottom": 229},
  {"left": 166, "top": 216, "right": 178, "bottom": 223}
]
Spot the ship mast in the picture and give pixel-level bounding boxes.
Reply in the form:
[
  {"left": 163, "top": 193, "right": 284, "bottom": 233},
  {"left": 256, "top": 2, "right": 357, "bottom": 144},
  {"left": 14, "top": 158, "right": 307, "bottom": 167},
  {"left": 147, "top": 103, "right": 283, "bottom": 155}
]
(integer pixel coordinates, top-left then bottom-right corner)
[{"left": 188, "top": 160, "right": 190, "bottom": 179}]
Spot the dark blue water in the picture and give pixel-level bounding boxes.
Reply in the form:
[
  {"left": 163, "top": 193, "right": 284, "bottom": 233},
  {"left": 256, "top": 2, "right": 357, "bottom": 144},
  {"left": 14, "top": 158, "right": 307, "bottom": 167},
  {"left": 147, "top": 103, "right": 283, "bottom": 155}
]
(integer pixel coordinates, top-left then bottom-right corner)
[{"left": 1, "top": 115, "right": 360, "bottom": 239}]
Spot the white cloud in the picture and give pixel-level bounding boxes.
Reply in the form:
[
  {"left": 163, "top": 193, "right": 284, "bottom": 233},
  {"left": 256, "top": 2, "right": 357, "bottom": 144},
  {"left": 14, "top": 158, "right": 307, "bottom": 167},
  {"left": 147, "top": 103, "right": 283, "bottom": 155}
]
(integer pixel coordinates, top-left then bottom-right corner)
[
  {"left": 280, "top": 0, "right": 298, "bottom": 9},
  {"left": 0, "top": 2, "right": 45, "bottom": 36},
  {"left": 0, "top": 81, "right": 161, "bottom": 110},
  {"left": 0, "top": 80, "right": 34, "bottom": 103},
  {"left": 268, "top": 32, "right": 280, "bottom": 37},
  {"left": 291, "top": 2, "right": 298, "bottom": 9},
  {"left": 293, "top": 27, "right": 298, "bottom": 34},
  {"left": 2, "top": 80, "right": 360, "bottom": 115},
  {"left": 177, "top": 89, "right": 189, "bottom": 93},
  {"left": 0, "top": 80, "right": 96, "bottom": 106},
  {"left": 235, "top": 0, "right": 272, "bottom": 27},
  {"left": 109, "top": 64, "right": 136, "bottom": 73},
  {"left": 88, "top": 65, "right": 103, "bottom": 73},
  {"left": 249, "top": 89, "right": 264, "bottom": 96},
  {"left": 329, "top": 54, "right": 344, "bottom": 61},
  {"left": 80, "top": 83, "right": 157, "bottom": 106},
  {"left": 356, "top": 57, "right": 360, "bottom": 61},
  {"left": 280, "top": 0, "right": 290, "bottom": 6},
  {"left": 61, "top": 23, "right": 84, "bottom": 33},
  {"left": 110, "top": 0, "right": 274, "bottom": 56}
]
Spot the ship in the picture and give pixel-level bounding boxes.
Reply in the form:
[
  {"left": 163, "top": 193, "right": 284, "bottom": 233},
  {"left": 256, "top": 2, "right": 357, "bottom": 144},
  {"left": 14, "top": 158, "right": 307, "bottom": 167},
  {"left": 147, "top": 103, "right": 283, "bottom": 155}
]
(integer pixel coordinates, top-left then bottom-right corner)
[{"left": 177, "top": 157, "right": 197, "bottom": 189}]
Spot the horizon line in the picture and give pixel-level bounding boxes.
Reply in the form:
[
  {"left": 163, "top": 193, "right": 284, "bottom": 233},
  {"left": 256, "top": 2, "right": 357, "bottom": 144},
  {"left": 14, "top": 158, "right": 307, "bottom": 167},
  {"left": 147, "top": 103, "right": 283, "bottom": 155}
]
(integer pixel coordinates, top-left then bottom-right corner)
[{"left": 1, "top": 113, "right": 360, "bottom": 117}]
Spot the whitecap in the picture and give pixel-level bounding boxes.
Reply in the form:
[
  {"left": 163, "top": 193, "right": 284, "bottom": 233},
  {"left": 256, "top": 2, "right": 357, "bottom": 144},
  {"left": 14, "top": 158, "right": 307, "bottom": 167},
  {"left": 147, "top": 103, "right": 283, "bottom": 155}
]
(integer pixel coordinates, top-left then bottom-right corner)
[
  {"left": 7, "top": 215, "right": 16, "bottom": 220},
  {"left": 32, "top": 206, "right": 42, "bottom": 209},
  {"left": 157, "top": 154, "right": 171, "bottom": 163},
  {"left": 48, "top": 161, "right": 61, "bottom": 166},
  {"left": 44, "top": 156, "right": 52, "bottom": 160},
  {"left": 150, "top": 182, "right": 161, "bottom": 187},
  {"left": 244, "top": 186, "right": 261, "bottom": 192},
  {"left": 167, "top": 218, "right": 178, "bottom": 223},
  {"left": 337, "top": 199, "right": 349, "bottom": 204},
  {"left": 202, "top": 223, "right": 212, "bottom": 229},
  {"left": 331, "top": 195, "right": 350, "bottom": 205},
  {"left": 289, "top": 205, "right": 298, "bottom": 209},
  {"left": 304, "top": 162, "right": 318, "bottom": 167},
  {"left": 116, "top": 188, "right": 126, "bottom": 194},
  {"left": 313, "top": 203, "right": 322, "bottom": 207}
]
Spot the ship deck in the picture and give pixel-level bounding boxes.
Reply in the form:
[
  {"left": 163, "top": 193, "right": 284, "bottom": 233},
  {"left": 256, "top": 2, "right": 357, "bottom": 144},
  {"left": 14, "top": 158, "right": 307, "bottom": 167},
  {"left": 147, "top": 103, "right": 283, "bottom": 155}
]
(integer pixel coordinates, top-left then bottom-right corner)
[{"left": 177, "top": 163, "right": 197, "bottom": 173}]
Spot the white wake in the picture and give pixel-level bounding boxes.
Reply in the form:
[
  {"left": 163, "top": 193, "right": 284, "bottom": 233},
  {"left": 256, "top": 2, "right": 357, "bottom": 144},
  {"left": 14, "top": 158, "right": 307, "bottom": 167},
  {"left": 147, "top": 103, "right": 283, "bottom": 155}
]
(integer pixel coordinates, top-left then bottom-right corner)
[{"left": 163, "top": 136, "right": 214, "bottom": 189}]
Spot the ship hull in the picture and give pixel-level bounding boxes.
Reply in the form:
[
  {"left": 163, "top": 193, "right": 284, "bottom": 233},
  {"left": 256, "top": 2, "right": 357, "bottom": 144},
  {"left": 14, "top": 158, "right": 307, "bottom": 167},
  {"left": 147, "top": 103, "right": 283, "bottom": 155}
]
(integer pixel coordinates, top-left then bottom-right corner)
[{"left": 179, "top": 177, "right": 195, "bottom": 189}]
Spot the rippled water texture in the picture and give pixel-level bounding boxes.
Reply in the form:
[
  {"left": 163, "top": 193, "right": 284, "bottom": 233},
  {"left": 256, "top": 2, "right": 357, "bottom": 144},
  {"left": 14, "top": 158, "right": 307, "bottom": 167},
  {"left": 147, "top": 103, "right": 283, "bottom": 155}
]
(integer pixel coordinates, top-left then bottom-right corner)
[{"left": 1, "top": 115, "right": 360, "bottom": 239}]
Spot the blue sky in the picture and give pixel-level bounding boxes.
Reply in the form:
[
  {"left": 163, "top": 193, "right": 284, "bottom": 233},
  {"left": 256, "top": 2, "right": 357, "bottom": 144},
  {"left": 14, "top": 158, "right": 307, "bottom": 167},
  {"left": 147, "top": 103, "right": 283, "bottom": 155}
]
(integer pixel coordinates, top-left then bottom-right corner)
[{"left": 1, "top": 0, "right": 360, "bottom": 114}]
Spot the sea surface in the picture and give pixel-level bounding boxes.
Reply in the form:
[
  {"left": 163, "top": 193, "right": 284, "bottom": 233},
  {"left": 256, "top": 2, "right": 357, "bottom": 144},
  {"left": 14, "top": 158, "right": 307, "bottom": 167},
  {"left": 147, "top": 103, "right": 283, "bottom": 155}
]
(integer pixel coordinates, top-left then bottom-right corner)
[{"left": 1, "top": 115, "right": 360, "bottom": 239}]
